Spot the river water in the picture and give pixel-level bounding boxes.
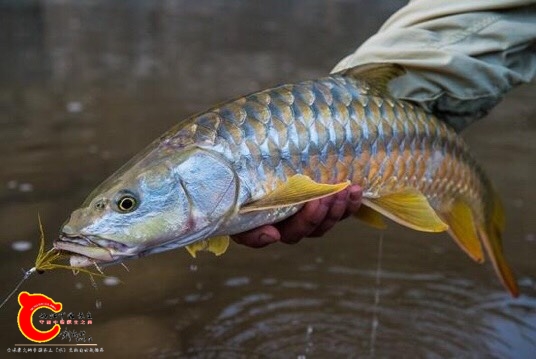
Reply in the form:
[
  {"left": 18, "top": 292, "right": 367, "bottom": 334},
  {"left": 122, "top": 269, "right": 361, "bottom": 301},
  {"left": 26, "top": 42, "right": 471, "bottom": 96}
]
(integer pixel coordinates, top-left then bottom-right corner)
[{"left": 1, "top": 1, "right": 535, "bottom": 358}]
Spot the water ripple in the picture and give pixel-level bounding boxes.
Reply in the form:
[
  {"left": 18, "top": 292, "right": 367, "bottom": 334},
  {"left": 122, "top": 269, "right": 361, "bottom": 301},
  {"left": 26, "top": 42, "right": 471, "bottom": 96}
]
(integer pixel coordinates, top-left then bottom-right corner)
[{"left": 164, "top": 267, "right": 536, "bottom": 358}]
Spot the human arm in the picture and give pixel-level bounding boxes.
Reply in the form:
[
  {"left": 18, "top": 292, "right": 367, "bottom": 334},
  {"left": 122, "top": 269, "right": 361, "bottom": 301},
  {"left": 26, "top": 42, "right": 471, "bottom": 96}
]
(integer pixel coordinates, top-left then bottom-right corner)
[
  {"left": 233, "top": 0, "right": 536, "bottom": 248},
  {"left": 332, "top": 0, "right": 536, "bottom": 131}
]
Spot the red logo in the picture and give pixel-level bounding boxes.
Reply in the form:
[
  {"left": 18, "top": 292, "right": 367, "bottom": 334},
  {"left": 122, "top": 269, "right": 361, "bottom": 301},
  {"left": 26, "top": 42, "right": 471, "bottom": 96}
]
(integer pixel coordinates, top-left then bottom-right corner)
[{"left": 17, "top": 291, "right": 63, "bottom": 343}]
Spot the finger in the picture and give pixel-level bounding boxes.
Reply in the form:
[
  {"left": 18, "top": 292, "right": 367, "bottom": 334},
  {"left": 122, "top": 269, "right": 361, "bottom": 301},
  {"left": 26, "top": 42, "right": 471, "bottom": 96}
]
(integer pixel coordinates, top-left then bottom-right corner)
[
  {"left": 309, "top": 189, "right": 350, "bottom": 237},
  {"left": 276, "top": 197, "right": 332, "bottom": 244},
  {"left": 231, "top": 185, "right": 363, "bottom": 248},
  {"left": 341, "top": 185, "right": 363, "bottom": 219},
  {"left": 231, "top": 225, "right": 281, "bottom": 248}
]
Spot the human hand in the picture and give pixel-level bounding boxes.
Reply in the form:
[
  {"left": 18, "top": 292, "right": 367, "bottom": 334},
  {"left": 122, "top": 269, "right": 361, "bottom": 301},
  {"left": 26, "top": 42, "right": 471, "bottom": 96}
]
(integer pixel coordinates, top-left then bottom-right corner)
[{"left": 232, "top": 185, "right": 362, "bottom": 247}]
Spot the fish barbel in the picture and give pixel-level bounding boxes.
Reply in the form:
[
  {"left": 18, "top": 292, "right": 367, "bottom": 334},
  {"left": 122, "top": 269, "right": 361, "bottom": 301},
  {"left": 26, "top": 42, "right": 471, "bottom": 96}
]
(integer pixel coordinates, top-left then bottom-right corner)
[{"left": 54, "top": 64, "right": 518, "bottom": 296}]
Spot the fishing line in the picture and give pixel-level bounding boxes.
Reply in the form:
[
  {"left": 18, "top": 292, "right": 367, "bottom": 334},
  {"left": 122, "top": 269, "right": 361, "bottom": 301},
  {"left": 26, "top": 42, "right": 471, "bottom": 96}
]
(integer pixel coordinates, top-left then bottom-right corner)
[
  {"left": 0, "top": 267, "right": 36, "bottom": 310},
  {"left": 369, "top": 231, "right": 384, "bottom": 358},
  {"left": 0, "top": 215, "right": 108, "bottom": 310}
]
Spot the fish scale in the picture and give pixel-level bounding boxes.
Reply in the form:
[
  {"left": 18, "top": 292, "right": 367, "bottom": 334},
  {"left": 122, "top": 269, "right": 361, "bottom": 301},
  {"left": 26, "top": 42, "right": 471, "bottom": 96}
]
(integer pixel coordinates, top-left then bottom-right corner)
[{"left": 166, "top": 74, "right": 480, "bottom": 216}]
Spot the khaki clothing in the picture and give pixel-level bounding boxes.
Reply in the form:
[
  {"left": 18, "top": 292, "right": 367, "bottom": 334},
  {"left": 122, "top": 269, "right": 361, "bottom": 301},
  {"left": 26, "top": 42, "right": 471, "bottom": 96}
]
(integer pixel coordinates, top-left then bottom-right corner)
[{"left": 332, "top": 0, "right": 536, "bottom": 131}]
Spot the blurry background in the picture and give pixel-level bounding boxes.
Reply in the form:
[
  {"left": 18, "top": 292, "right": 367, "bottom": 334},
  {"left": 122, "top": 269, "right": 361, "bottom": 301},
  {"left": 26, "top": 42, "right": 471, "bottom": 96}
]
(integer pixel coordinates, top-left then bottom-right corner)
[{"left": 1, "top": 1, "right": 535, "bottom": 358}]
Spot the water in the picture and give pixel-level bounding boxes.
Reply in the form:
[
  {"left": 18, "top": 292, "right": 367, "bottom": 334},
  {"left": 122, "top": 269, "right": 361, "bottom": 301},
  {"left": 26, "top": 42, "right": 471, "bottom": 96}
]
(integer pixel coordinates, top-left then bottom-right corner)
[{"left": 1, "top": 1, "right": 535, "bottom": 357}]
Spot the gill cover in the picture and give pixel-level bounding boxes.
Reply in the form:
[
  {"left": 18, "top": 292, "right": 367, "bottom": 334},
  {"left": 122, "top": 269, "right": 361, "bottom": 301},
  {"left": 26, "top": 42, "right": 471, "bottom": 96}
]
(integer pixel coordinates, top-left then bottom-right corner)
[{"left": 180, "top": 149, "right": 238, "bottom": 257}]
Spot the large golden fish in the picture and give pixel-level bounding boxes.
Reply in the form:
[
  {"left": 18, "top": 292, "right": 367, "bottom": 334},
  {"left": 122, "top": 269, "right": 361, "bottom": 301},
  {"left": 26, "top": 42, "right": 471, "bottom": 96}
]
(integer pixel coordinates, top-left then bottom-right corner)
[{"left": 54, "top": 64, "right": 518, "bottom": 296}]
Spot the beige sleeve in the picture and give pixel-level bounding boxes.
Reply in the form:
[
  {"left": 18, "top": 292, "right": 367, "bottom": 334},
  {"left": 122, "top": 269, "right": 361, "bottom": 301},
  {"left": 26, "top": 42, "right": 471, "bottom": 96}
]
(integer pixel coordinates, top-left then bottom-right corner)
[{"left": 332, "top": 0, "right": 536, "bottom": 131}]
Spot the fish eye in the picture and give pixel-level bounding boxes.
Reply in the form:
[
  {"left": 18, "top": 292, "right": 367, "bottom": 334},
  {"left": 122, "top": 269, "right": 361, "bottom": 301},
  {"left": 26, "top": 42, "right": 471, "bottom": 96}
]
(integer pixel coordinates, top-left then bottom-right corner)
[{"left": 116, "top": 194, "right": 138, "bottom": 213}]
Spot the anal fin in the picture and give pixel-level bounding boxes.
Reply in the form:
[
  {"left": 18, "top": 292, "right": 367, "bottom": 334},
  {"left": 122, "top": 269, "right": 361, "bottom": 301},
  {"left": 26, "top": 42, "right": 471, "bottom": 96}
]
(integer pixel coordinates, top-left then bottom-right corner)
[
  {"left": 441, "top": 199, "right": 484, "bottom": 263},
  {"left": 362, "top": 189, "right": 448, "bottom": 232},
  {"left": 354, "top": 205, "right": 387, "bottom": 229}
]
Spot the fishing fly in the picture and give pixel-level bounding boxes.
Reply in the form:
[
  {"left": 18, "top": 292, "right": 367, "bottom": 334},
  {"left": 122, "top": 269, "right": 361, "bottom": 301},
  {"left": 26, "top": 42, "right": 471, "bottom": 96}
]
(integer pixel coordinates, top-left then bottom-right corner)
[{"left": 0, "top": 215, "right": 107, "bottom": 310}]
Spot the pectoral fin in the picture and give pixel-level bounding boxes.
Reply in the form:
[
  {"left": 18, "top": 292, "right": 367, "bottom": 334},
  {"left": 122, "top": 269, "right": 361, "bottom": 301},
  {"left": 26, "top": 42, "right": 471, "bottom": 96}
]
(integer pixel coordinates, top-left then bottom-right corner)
[
  {"left": 185, "top": 235, "right": 230, "bottom": 258},
  {"left": 240, "top": 174, "right": 350, "bottom": 213},
  {"left": 354, "top": 205, "right": 387, "bottom": 229},
  {"left": 441, "top": 199, "right": 484, "bottom": 263},
  {"left": 362, "top": 189, "right": 448, "bottom": 232}
]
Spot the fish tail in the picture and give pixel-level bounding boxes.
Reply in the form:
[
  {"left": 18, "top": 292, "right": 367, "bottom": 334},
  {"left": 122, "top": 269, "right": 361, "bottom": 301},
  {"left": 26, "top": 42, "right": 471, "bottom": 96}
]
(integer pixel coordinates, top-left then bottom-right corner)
[{"left": 478, "top": 190, "right": 519, "bottom": 297}]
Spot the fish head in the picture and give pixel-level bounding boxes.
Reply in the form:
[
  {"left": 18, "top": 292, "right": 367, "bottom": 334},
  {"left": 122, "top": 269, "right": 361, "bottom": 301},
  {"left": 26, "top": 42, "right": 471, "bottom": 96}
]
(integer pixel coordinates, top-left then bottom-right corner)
[{"left": 55, "top": 147, "right": 239, "bottom": 267}]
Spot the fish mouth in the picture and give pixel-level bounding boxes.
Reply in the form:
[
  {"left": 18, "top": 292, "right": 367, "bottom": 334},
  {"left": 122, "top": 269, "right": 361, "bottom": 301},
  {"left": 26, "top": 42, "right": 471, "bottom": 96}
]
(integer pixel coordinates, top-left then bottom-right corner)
[{"left": 54, "top": 234, "right": 133, "bottom": 268}]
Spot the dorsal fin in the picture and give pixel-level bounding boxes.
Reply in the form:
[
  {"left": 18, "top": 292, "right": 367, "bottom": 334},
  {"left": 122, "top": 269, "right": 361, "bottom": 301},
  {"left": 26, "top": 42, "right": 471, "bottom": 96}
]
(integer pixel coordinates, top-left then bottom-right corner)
[{"left": 338, "top": 63, "right": 406, "bottom": 94}]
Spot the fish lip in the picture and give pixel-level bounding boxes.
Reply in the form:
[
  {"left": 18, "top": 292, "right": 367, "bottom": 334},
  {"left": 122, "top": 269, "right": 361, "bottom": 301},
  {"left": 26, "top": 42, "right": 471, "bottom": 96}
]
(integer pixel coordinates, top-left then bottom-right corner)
[
  {"left": 57, "top": 233, "right": 130, "bottom": 252},
  {"left": 54, "top": 233, "right": 132, "bottom": 265}
]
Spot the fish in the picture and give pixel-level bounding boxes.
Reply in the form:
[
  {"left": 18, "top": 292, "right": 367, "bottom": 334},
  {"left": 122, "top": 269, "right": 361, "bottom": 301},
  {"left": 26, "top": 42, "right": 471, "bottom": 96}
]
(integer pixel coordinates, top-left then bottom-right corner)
[{"left": 53, "top": 63, "right": 519, "bottom": 296}]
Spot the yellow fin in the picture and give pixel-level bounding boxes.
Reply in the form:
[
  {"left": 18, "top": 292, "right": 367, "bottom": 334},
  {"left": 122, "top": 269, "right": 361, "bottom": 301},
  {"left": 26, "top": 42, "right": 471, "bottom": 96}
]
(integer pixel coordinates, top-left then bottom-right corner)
[
  {"left": 362, "top": 189, "right": 448, "bottom": 232},
  {"left": 240, "top": 174, "right": 350, "bottom": 213},
  {"left": 338, "top": 63, "right": 406, "bottom": 93},
  {"left": 441, "top": 199, "right": 484, "bottom": 263},
  {"left": 478, "top": 191, "right": 519, "bottom": 297},
  {"left": 185, "top": 235, "right": 230, "bottom": 258},
  {"left": 354, "top": 205, "right": 387, "bottom": 229}
]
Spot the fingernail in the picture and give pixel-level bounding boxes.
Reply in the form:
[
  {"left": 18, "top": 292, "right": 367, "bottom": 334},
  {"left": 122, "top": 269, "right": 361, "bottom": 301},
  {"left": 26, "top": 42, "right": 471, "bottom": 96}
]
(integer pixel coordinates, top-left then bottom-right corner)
[
  {"left": 259, "top": 234, "right": 277, "bottom": 244},
  {"left": 349, "top": 186, "right": 361, "bottom": 201}
]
